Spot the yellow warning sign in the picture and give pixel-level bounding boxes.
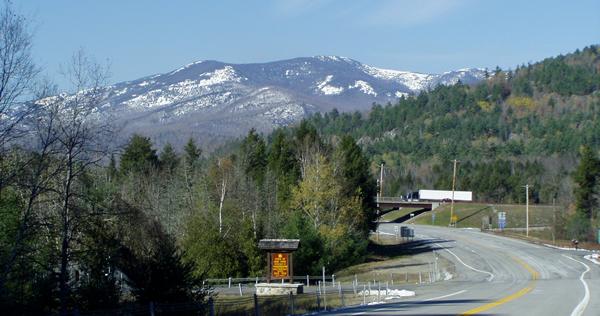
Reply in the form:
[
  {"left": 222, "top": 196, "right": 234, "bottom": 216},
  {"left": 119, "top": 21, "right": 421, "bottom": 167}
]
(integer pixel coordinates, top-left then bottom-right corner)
[{"left": 271, "top": 253, "right": 289, "bottom": 278}]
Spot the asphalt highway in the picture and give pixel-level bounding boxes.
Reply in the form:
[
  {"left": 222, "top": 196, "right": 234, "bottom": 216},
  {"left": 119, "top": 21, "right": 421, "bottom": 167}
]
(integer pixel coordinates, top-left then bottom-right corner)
[{"left": 325, "top": 224, "right": 600, "bottom": 315}]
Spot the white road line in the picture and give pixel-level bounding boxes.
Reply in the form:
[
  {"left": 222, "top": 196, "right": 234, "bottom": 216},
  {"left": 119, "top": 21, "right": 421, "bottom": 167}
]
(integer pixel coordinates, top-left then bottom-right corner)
[
  {"left": 372, "top": 231, "right": 395, "bottom": 236},
  {"left": 350, "top": 290, "right": 468, "bottom": 314},
  {"left": 424, "top": 289, "right": 467, "bottom": 301},
  {"left": 435, "top": 242, "right": 495, "bottom": 281},
  {"left": 562, "top": 255, "right": 590, "bottom": 316}
]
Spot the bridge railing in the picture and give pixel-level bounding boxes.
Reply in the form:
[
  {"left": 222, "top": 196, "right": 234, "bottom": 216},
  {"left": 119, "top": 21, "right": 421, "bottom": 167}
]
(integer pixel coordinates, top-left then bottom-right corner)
[{"left": 376, "top": 196, "right": 406, "bottom": 203}]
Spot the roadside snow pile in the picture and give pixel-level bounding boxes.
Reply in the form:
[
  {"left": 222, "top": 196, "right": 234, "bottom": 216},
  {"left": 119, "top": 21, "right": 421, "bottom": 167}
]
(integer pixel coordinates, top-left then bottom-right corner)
[
  {"left": 359, "top": 289, "right": 415, "bottom": 300},
  {"left": 543, "top": 244, "right": 599, "bottom": 252},
  {"left": 443, "top": 271, "right": 453, "bottom": 281},
  {"left": 585, "top": 254, "right": 600, "bottom": 265}
]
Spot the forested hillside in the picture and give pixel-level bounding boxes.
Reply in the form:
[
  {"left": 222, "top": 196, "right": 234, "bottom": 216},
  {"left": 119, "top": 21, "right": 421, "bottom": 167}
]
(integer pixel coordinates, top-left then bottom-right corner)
[
  {"left": 308, "top": 45, "right": 600, "bottom": 205},
  {"left": 0, "top": 4, "right": 598, "bottom": 311}
]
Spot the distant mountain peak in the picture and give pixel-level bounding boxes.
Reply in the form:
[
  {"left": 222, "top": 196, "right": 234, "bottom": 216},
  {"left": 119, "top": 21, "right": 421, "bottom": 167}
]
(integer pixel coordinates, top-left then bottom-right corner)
[{"left": 65, "top": 56, "right": 487, "bottom": 147}]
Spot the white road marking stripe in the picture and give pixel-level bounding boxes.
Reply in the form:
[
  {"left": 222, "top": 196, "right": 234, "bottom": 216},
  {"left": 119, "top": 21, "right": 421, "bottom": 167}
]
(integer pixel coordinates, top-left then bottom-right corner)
[
  {"left": 435, "top": 242, "right": 495, "bottom": 281},
  {"left": 350, "top": 290, "right": 468, "bottom": 314},
  {"left": 424, "top": 289, "right": 467, "bottom": 301},
  {"left": 562, "top": 255, "right": 590, "bottom": 316},
  {"left": 372, "top": 231, "right": 395, "bottom": 236}
]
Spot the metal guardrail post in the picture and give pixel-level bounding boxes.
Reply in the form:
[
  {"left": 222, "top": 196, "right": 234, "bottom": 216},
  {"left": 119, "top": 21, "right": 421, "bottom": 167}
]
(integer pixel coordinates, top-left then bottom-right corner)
[
  {"left": 316, "top": 291, "right": 320, "bottom": 311},
  {"left": 253, "top": 294, "right": 259, "bottom": 316},
  {"left": 149, "top": 301, "right": 155, "bottom": 316},
  {"left": 323, "top": 280, "right": 327, "bottom": 311},
  {"left": 208, "top": 298, "right": 215, "bottom": 316},
  {"left": 290, "top": 291, "right": 294, "bottom": 315},
  {"left": 362, "top": 285, "right": 366, "bottom": 305}
]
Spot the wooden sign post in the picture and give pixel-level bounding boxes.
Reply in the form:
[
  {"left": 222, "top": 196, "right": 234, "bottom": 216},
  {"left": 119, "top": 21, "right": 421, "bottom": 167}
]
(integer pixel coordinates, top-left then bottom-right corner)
[{"left": 258, "top": 239, "right": 300, "bottom": 283}]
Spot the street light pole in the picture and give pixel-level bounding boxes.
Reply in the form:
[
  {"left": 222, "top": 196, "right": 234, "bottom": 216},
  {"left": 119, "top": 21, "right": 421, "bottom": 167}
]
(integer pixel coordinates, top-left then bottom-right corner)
[{"left": 449, "top": 159, "right": 458, "bottom": 227}]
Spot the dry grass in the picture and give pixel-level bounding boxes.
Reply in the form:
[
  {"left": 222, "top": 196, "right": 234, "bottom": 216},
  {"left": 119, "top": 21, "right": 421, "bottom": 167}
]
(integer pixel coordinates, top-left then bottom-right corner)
[{"left": 411, "top": 202, "right": 558, "bottom": 228}]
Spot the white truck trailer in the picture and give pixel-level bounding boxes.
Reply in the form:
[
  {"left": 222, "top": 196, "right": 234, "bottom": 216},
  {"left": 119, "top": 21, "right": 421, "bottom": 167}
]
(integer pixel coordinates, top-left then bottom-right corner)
[{"left": 418, "top": 189, "right": 472, "bottom": 202}]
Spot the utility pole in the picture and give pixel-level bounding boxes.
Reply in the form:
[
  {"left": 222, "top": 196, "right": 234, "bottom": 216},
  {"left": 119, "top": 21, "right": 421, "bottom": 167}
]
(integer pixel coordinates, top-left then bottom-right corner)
[
  {"left": 379, "top": 163, "right": 384, "bottom": 198},
  {"left": 449, "top": 159, "right": 458, "bottom": 227},
  {"left": 552, "top": 197, "right": 556, "bottom": 245},
  {"left": 523, "top": 184, "right": 530, "bottom": 237}
]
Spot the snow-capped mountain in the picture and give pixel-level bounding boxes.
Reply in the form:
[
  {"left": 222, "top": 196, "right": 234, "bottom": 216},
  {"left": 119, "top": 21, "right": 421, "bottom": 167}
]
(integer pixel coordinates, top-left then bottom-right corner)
[{"left": 75, "top": 56, "right": 487, "bottom": 147}]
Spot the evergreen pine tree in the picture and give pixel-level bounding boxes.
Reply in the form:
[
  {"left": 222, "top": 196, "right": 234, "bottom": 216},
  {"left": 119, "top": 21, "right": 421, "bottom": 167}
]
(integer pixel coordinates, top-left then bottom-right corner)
[
  {"left": 573, "top": 146, "right": 600, "bottom": 219},
  {"left": 183, "top": 137, "right": 201, "bottom": 171},
  {"left": 159, "top": 143, "right": 179, "bottom": 173},
  {"left": 337, "top": 135, "right": 377, "bottom": 232},
  {"left": 240, "top": 129, "right": 267, "bottom": 185},
  {"left": 119, "top": 134, "right": 159, "bottom": 174}
]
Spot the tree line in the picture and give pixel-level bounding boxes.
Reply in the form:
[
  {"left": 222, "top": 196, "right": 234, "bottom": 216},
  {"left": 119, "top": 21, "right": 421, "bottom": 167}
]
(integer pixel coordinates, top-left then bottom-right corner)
[{"left": 307, "top": 45, "right": 600, "bottom": 241}]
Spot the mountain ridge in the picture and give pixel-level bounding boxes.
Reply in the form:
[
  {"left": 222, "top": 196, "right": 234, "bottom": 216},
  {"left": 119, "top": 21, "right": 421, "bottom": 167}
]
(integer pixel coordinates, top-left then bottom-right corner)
[{"left": 54, "top": 56, "right": 488, "bottom": 148}]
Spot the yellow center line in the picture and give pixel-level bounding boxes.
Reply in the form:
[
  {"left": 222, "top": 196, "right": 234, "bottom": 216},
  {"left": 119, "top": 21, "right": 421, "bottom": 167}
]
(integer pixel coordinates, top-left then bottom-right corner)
[{"left": 459, "top": 256, "right": 539, "bottom": 315}]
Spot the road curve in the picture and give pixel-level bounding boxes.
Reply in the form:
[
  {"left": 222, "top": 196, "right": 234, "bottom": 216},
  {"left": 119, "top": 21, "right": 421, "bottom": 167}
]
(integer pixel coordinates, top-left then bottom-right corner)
[{"left": 325, "top": 224, "right": 600, "bottom": 315}]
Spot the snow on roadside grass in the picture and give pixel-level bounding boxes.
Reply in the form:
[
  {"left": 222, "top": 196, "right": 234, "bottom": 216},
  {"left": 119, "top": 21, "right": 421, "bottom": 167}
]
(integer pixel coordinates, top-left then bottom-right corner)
[
  {"left": 543, "top": 244, "right": 600, "bottom": 252},
  {"left": 359, "top": 289, "right": 415, "bottom": 300},
  {"left": 444, "top": 271, "right": 453, "bottom": 281},
  {"left": 584, "top": 254, "right": 600, "bottom": 265}
]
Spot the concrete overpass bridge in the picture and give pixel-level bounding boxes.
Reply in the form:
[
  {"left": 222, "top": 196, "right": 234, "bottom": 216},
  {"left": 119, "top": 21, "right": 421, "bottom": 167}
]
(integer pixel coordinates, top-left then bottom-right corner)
[
  {"left": 375, "top": 197, "right": 441, "bottom": 222},
  {"left": 376, "top": 197, "right": 440, "bottom": 212}
]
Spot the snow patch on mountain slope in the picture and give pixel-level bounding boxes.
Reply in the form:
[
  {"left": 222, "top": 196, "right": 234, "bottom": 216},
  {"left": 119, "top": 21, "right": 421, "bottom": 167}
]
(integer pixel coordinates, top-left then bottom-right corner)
[
  {"left": 316, "top": 75, "right": 344, "bottom": 95},
  {"left": 361, "top": 64, "right": 431, "bottom": 91},
  {"left": 170, "top": 60, "right": 205, "bottom": 75},
  {"left": 113, "top": 87, "right": 128, "bottom": 97},
  {"left": 172, "top": 91, "right": 237, "bottom": 116},
  {"left": 395, "top": 91, "right": 408, "bottom": 98},
  {"left": 315, "top": 55, "right": 354, "bottom": 63},
  {"left": 349, "top": 80, "right": 377, "bottom": 96},
  {"left": 198, "top": 66, "right": 245, "bottom": 86},
  {"left": 234, "top": 87, "right": 292, "bottom": 112},
  {"left": 261, "top": 103, "right": 305, "bottom": 125},
  {"left": 123, "top": 66, "right": 249, "bottom": 110}
]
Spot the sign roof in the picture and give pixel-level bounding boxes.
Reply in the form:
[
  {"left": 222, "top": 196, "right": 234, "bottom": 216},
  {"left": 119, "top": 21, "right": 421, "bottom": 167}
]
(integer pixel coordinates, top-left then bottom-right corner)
[{"left": 258, "top": 239, "right": 300, "bottom": 251}]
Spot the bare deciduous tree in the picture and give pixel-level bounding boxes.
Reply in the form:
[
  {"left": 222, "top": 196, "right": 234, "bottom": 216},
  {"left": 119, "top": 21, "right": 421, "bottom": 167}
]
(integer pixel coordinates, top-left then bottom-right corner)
[
  {"left": 0, "top": 1, "right": 38, "bottom": 144},
  {"left": 43, "top": 50, "right": 111, "bottom": 314},
  {"left": 0, "top": 0, "right": 44, "bottom": 298},
  {"left": 0, "top": 1, "right": 39, "bottom": 191}
]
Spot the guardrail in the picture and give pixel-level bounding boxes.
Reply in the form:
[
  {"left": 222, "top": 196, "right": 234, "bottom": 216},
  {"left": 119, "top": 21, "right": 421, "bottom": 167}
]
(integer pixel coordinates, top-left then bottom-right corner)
[
  {"left": 376, "top": 196, "right": 409, "bottom": 203},
  {"left": 206, "top": 276, "right": 333, "bottom": 287}
]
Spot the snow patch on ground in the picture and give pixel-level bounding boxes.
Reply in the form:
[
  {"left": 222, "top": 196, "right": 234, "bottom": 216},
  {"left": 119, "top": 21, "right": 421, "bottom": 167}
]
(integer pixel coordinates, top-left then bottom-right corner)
[
  {"left": 169, "top": 60, "right": 204, "bottom": 74},
  {"left": 543, "top": 244, "right": 600, "bottom": 252},
  {"left": 349, "top": 80, "right": 377, "bottom": 96},
  {"left": 112, "top": 87, "right": 128, "bottom": 96},
  {"left": 361, "top": 64, "right": 431, "bottom": 91},
  {"left": 443, "top": 271, "right": 453, "bottom": 281},
  {"left": 395, "top": 91, "right": 408, "bottom": 98},
  {"left": 198, "top": 66, "right": 245, "bottom": 86},
  {"left": 359, "top": 289, "right": 415, "bottom": 299},
  {"left": 584, "top": 254, "right": 600, "bottom": 265},
  {"left": 316, "top": 75, "right": 344, "bottom": 95},
  {"left": 315, "top": 55, "right": 353, "bottom": 63}
]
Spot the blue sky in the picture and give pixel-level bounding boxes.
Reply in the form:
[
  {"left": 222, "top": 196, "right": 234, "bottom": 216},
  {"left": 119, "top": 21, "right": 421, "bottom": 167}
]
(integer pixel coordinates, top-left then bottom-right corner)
[{"left": 18, "top": 0, "right": 600, "bottom": 87}]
